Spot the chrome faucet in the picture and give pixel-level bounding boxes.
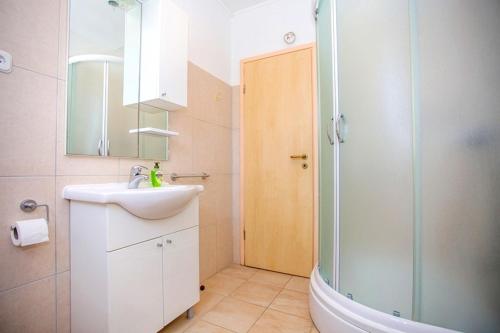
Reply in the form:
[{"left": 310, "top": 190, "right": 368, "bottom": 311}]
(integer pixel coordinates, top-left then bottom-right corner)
[{"left": 128, "top": 165, "right": 149, "bottom": 189}]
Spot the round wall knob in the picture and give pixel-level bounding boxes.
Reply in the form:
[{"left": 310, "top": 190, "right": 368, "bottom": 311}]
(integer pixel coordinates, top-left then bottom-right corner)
[
  {"left": 166, "top": 239, "right": 172, "bottom": 244},
  {"left": 156, "top": 243, "right": 163, "bottom": 247}
]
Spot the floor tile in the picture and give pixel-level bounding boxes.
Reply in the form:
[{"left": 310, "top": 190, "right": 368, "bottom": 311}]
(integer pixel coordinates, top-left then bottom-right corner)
[
  {"left": 202, "top": 297, "right": 265, "bottom": 333},
  {"left": 219, "top": 264, "right": 257, "bottom": 280},
  {"left": 231, "top": 281, "right": 282, "bottom": 307},
  {"left": 203, "top": 273, "right": 246, "bottom": 296},
  {"left": 248, "top": 309, "right": 312, "bottom": 333},
  {"left": 270, "top": 289, "right": 310, "bottom": 319},
  {"left": 194, "top": 291, "right": 225, "bottom": 316},
  {"left": 162, "top": 267, "right": 314, "bottom": 333},
  {"left": 249, "top": 270, "right": 291, "bottom": 287},
  {"left": 159, "top": 315, "right": 196, "bottom": 333},
  {"left": 285, "top": 276, "right": 310, "bottom": 294},
  {"left": 185, "top": 320, "right": 234, "bottom": 333}
]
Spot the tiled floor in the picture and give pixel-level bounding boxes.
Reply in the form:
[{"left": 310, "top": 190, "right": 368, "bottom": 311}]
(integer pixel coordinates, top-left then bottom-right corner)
[{"left": 159, "top": 264, "right": 319, "bottom": 333}]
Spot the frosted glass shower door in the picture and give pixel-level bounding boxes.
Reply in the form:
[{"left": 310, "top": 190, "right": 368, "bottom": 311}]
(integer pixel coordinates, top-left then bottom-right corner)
[
  {"left": 416, "top": 1, "right": 500, "bottom": 331},
  {"left": 316, "top": 0, "right": 336, "bottom": 287},
  {"left": 67, "top": 61, "right": 104, "bottom": 155},
  {"left": 336, "top": 0, "right": 414, "bottom": 318},
  {"left": 107, "top": 62, "right": 139, "bottom": 157}
]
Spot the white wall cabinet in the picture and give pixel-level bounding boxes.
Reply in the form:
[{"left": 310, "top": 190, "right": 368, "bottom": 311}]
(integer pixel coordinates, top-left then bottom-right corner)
[
  {"left": 124, "top": 0, "right": 188, "bottom": 112},
  {"left": 70, "top": 199, "right": 200, "bottom": 333}
]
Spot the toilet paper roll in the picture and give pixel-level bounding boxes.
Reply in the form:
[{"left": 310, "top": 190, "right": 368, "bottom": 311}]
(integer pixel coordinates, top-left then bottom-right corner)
[{"left": 10, "top": 219, "right": 49, "bottom": 247}]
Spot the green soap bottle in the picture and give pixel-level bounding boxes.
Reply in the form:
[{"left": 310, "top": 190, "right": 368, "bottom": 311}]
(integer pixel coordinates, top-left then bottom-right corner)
[{"left": 151, "top": 162, "right": 162, "bottom": 187}]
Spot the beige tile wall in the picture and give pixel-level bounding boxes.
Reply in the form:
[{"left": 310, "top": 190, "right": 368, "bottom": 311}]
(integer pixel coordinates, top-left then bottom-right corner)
[
  {"left": 232, "top": 86, "right": 241, "bottom": 264},
  {"left": 0, "top": 0, "right": 235, "bottom": 331}
]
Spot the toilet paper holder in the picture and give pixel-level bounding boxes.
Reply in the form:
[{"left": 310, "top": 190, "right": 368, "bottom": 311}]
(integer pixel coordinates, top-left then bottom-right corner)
[{"left": 10, "top": 199, "right": 49, "bottom": 230}]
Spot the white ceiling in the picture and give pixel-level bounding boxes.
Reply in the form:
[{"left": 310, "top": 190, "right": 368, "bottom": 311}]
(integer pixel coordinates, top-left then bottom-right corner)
[{"left": 219, "top": 0, "right": 271, "bottom": 13}]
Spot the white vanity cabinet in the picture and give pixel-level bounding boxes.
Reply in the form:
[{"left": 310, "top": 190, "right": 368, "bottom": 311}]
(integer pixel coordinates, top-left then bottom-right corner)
[
  {"left": 163, "top": 227, "right": 199, "bottom": 324},
  {"left": 69, "top": 196, "right": 201, "bottom": 333},
  {"left": 108, "top": 237, "right": 164, "bottom": 333},
  {"left": 108, "top": 227, "right": 199, "bottom": 332}
]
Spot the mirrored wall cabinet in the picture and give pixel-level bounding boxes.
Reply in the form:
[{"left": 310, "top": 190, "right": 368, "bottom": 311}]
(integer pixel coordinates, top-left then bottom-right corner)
[{"left": 66, "top": 0, "right": 188, "bottom": 160}]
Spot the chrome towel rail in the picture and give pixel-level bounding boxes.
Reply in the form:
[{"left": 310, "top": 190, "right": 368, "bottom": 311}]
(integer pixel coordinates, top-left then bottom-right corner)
[{"left": 170, "top": 172, "right": 210, "bottom": 181}]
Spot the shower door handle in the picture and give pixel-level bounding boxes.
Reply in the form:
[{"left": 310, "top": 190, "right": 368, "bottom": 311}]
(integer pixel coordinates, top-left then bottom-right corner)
[
  {"left": 97, "top": 139, "right": 103, "bottom": 156},
  {"left": 335, "top": 113, "right": 345, "bottom": 143},
  {"left": 326, "top": 117, "right": 335, "bottom": 145}
]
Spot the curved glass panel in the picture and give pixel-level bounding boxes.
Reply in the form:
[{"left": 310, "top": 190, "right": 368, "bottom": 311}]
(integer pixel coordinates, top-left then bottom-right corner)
[
  {"left": 336, "top": 0, "right": 414, "bottom": 319},
  {"left": 316, "top": 0, "right": 336, "bottom": 287},
  {"left": 417, "top": 0, "right": 500, "bottom": 331}
]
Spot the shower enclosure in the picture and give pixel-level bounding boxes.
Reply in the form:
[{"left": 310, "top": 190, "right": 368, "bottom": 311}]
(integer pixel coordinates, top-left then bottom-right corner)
[
  {"left": 313, "top": 0, "right": 500, "bottom": 332},
  {"left": 67, "top": 55, "right": 139, "bottom": 157}
]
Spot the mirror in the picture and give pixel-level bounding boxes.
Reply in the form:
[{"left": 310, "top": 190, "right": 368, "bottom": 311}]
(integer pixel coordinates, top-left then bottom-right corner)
[{"left": 66, "top": 0, "right": 169, "bottom": 160}]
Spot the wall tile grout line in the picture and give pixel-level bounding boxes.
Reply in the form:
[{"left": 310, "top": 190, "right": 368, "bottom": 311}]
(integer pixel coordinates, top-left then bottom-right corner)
[
  {"left": 0, "top": 176, "right": 56, "bottom": 179},
  {"left": 11, "top": 64, "right": 60, "bottom": 81},
  {"left": 54, "top": 3, "right": 61, "bottom": 330},
  {"left": 0, "top": 274, "right": 56, "bottom": 295},
  {"left": 190, "top": 116, "right": 235, "bottom": 130}
]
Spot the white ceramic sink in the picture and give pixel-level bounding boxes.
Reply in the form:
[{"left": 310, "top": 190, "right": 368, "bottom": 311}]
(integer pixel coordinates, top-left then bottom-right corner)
[{"left": 63, "top": 183, "right": 204, "bottom": 220}]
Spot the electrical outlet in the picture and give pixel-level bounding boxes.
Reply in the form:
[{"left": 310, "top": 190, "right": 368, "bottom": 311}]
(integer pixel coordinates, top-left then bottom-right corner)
[{"left": 0, "top": 50, "right": 12, "bottom": 73}]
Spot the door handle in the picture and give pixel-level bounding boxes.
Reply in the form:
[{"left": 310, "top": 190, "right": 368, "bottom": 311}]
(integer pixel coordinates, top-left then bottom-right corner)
[
  {"left": 290, "top": 154, "right": 308, "bottom": 160},
  {"left": 335, "top": 113, "right": 345, "bottom": 143}
]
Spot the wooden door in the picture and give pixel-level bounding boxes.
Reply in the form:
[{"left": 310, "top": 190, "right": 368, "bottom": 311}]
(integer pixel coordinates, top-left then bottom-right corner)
[{"left": 242, "top": 46, "right": 314, "bottom": 277}]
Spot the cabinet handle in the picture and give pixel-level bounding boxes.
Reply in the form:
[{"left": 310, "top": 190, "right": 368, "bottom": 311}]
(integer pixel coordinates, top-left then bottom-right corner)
[
  {"left": 156, "top": 243, "right": 163, "bottom": 247},
  {"left": 166, "top": 239, "right": 172, "bottom": 244}
]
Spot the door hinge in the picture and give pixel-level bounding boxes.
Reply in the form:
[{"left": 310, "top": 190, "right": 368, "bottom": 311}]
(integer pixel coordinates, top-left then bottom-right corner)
[
  {"left": 243, "top": 84, "right": 246, "bottom": 94},
  {"left": 243, "top": 229, "right": 246, "bottom": 240}
]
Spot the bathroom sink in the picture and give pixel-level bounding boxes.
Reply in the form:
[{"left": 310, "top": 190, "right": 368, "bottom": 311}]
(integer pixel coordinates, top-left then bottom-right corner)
[{"left": 63, "top": 183, "right": 204, "bottom": 220}]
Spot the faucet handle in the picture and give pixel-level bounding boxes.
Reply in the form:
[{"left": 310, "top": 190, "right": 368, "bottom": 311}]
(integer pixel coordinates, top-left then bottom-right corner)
[{"left": 130, "top": 165, "right": 148, "bottom": 176}]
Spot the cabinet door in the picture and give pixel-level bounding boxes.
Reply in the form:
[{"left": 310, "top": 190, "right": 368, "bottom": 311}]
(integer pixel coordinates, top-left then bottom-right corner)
[
  {"left": 163, "top": 227, "right": 199, "bottom": 325},
  {"left": 108, "top": 238, "right": 164, "bottom": 333}
]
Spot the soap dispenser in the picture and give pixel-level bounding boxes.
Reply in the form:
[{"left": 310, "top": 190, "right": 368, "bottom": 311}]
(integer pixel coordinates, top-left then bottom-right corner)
[{"left": 151, "top": 162, "right": 162, "bottom": 187}]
